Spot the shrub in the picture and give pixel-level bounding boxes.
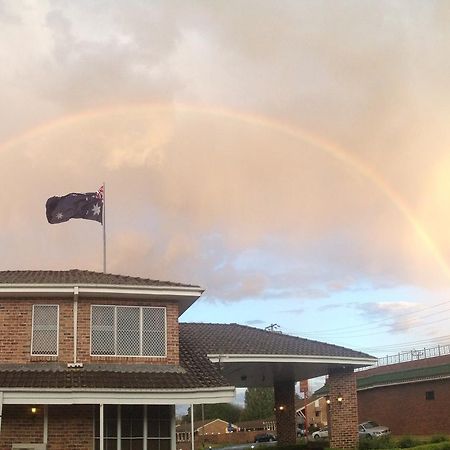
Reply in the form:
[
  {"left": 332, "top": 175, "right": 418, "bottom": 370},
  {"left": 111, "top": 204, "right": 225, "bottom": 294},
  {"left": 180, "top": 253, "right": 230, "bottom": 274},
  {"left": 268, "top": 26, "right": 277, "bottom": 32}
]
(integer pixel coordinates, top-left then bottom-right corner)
[
  {"left": 359, "top": 436, "right": 394, "bottom": 450},
  {"left": 430, "top": 436, "right": 449, "bottom": 444},
  {"left": 397, "top": 436, "right": 422, "bottom": 448}
]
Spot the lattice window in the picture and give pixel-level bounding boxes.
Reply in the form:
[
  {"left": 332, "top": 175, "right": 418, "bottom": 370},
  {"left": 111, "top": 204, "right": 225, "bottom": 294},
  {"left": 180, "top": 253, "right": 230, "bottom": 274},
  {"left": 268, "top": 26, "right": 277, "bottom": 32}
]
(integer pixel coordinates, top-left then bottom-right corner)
[
  {"left": 91, "top": 305, "right": 166, "bottom": 357},
  {"left": 143, "top": 308, "right": 166, "bottom": 357},
  {"left": 31, "top": 304, "right": 58, "bottom": 355},
  {"left": 91, "top": 306, "right": 115, "bottom": 355}
]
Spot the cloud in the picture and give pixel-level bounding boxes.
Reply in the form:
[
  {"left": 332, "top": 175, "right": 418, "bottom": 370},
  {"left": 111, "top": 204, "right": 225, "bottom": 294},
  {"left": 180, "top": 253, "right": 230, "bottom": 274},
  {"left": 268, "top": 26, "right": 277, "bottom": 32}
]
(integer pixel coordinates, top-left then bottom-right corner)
[{"left": 0, "top": 1, "right": 450, "bottom": 313}]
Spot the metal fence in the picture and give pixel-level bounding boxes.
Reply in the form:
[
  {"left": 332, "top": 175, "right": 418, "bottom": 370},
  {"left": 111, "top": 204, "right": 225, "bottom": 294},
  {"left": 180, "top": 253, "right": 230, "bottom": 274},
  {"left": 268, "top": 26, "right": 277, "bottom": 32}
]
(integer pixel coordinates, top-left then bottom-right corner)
[{"left": 358, "top": 343, "right": 450, "bottom": 370}]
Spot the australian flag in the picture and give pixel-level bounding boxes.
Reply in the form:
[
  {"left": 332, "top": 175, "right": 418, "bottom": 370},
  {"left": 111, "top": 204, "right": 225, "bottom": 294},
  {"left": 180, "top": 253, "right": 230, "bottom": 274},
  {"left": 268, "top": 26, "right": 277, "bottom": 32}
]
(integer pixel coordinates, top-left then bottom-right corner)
[{"left": 46, "top": 187, "right": 103, "bottom": 224}]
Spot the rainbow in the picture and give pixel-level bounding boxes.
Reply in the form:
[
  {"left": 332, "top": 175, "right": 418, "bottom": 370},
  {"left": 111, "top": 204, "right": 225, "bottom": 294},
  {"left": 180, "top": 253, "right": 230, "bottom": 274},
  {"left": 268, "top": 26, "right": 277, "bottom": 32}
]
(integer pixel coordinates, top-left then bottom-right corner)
[{"left": 1, "top": 102, "right": 448, "bottom": 279}]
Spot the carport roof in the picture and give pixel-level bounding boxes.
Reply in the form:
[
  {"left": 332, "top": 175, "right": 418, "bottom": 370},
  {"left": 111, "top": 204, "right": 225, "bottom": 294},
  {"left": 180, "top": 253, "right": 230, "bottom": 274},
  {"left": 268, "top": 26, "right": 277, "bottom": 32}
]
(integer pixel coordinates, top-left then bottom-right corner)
[
  {"left": 180, "top": 323, "right": 376, "bottom": 386},
  {"left": 180, "top": 322, "right": 372, "bottom": 359}
]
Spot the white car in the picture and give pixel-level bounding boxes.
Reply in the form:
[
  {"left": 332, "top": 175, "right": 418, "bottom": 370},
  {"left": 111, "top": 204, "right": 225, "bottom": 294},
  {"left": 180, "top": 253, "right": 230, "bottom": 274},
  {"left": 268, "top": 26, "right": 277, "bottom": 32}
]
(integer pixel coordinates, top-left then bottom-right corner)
[
  {"left": 359, "top": 421, "right": 391, "bottom": 439},
  {"left": 311, "top": 428, "right": 328, "bottom": 440}
]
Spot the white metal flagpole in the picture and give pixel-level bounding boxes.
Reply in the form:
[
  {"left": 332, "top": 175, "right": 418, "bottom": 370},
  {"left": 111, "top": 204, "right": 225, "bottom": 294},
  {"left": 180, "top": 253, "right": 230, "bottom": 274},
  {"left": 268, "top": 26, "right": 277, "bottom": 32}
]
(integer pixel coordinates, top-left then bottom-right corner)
[{"left": 102, "top": 182, "right": 106, "bottom": 273}]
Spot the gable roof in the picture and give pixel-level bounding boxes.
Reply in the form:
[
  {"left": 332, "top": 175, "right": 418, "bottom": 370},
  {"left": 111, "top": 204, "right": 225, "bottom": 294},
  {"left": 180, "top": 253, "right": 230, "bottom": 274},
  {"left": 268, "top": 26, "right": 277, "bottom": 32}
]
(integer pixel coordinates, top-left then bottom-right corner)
[
  {"left": 180, "top": 322, "right": 372, "bottom": 359},
  {"left": 0, "top": 269, "right": 198, "bottom": 288}
]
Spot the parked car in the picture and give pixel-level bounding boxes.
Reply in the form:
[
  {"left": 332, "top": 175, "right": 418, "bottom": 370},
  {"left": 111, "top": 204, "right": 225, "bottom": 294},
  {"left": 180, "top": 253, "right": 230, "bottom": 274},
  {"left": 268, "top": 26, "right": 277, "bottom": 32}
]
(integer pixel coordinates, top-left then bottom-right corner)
[
  {"left": 311, "top": 427, "right": 328, "bottom": 440},
  {"left": 254, "top": 433, "right": 277, "bottom": 443},
  {"left": 359, "top": 421, "right": 391, "bottom": 439},
  {"left": 297, "top": 426, "right": 306, "bottom": 437}
]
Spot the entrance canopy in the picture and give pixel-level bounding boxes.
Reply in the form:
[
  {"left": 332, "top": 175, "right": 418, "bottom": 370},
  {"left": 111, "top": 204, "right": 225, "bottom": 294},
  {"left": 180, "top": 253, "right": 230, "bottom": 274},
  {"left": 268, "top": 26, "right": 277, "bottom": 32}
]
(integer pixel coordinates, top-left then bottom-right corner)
[{"left": 180, "top": 323, "right": 376, "bottom": 387}]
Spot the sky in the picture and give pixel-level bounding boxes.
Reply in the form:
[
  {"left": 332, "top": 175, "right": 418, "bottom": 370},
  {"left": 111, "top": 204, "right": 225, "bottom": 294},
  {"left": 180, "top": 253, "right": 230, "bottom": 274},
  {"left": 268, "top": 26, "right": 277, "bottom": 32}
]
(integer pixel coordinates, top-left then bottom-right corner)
[{"left": 1, "top": 0, "right": 450, "bottom": 374}]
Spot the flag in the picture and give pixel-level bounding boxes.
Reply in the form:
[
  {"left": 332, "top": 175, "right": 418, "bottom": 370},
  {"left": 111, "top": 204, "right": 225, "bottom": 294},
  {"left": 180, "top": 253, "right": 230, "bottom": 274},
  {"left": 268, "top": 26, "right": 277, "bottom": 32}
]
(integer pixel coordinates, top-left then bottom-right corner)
[{"left": 46, "top": 188, "right": 103, "bottom": 224}]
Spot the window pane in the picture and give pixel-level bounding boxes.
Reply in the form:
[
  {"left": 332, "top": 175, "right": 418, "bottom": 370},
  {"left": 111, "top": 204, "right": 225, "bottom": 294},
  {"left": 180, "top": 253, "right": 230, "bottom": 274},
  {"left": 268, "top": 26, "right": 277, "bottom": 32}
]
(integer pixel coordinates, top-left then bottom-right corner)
[
  {"left": 122, "top": 406, "right": 144, "bottom": 438},
  {"left": 117, "top": 307, "right": 140, "bottom": 356},
  {"left": 131, "top": 439, "right": 144, "bottom": 450},
  {"left": 92, "top": 306, "right": 115, "bottom": 355},
  {"left": 160, "top": 420, "right": 170, "bottom": 437},
  {"left": 159, "top": 439, "right": 171, "bottom": 450},
  {"left": 148, "top": 420, "right": 159, "bottom": 438},
  {"left": 32, "top": 305, "right": 58, "bottom": 355},
  {"left": 147, "top": 440, "right": 159, "bottom": 450},
  {"left": 142, "top": 308, "right": 166, "bottom": 356}
]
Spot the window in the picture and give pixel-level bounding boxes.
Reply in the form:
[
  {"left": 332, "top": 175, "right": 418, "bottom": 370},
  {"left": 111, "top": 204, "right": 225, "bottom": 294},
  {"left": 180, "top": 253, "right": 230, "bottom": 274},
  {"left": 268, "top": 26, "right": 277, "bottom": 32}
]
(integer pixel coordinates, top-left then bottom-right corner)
[
  {"left": 94, "top": 405, "right": 171, "bottom": 450},
  {"left": 31, "top": 304, "right": 59, "bottom": 355},
  {"left": 91, "top": 306, "right": 166, "bottom": 357},
  {"left": 425, "top": 390, "right": 435, "bottom": 400}
]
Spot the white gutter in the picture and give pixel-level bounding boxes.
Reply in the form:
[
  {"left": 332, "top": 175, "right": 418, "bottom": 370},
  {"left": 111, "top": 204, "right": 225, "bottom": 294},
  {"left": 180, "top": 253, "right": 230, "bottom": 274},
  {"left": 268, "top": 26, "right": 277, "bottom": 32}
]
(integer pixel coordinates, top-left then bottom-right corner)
[
  {"left": 207, "top": 353, "right": 377, "bottom": 366},
  {"left": 0, "top": 283, "right": 204, "bottom": 315},
  {"left": 0, "top": 284, "right": 203, "bottom": 296},
  {"left": 0, "top": 386, "right": 236, "bottom": 405}
]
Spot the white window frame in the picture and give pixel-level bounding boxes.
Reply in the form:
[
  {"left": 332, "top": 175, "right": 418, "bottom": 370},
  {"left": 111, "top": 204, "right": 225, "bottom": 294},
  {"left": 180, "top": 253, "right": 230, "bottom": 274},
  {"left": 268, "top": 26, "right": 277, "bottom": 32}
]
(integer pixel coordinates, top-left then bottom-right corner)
[
  {"left": 31, "top": 304, "right": 59, "bottom": 356},
  {"left": 90, "top": 305, "right": 167, "bottom": 358}
]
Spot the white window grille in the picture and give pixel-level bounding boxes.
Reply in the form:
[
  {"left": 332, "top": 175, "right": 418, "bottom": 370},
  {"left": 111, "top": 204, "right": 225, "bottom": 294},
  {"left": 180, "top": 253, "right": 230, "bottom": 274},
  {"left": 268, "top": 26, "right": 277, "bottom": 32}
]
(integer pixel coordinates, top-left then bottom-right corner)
[
  {"left": 91, "top": 305, "right": 167, "bottom": 357},
  {"left": 31, "top": 305, "right": 58, "bottom": 355}
]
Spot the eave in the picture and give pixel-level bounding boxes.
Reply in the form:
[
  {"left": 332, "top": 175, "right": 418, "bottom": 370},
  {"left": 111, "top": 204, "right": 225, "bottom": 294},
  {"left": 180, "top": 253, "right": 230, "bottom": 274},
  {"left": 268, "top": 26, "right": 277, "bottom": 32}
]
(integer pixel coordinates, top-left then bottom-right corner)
[{"left": 0, "top": 284, "right": 204, "bottom": 315}]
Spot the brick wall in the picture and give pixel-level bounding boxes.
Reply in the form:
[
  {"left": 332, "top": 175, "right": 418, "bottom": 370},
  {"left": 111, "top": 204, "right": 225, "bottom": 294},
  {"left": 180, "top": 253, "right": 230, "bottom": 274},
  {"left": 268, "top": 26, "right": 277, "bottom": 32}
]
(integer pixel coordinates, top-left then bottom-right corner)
[
  {"left": 328, "top": 368, "right": 358, "bottom": 449},
  {"left": 274, "top": 380, "right": 296, "bottom": 445},
  {"left": 0, "top": 405, "right": 44, "bottom": 450},
  {"left": 0, "top": 405, "right": 93, "bottom": 450},
  {"left": 358, "top": 378, "right": 450, "bottom": 435},
  {"left": 0, "top": 297, "right": 180, "bottom": 365}
]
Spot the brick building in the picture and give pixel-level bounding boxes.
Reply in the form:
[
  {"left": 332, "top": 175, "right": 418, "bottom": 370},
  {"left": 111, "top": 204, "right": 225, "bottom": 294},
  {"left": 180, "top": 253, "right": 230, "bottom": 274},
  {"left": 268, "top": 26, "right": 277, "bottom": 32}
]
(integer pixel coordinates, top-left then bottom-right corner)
[
  {"left": 0, "top": 270, "right": 375, "bottom": 449},
  {"left": 356, "top": 354, "right": 450, "bottom": 435}
]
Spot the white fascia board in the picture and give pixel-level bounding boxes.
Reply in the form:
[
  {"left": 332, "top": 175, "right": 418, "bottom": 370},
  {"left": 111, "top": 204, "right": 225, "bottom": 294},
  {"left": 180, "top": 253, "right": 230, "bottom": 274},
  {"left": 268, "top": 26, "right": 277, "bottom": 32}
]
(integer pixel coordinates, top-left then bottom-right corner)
[
  {"left": 0, "top": 284, "right": 203, "bottom": 298},
  {"left": 207, "top": 353, "right": 377, "bottom": 366},
  {"left": 1, "top": 386, "right": 235, "bottom": 405}
]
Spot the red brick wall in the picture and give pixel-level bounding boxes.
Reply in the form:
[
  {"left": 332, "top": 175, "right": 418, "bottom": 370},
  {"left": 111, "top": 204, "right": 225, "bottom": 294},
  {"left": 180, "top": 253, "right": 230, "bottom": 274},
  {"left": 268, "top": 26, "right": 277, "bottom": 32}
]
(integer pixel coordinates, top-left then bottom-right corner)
[
  {"left": 358, "top": 378, "right": 450, "bottom": 435},
  {"left": 0, "top": 405, "right": 93, "bottom": 450},
  {"left": 0, "top": 405, "right": 44, "bottom": 449},
  {"left": 0, "top": 297, "right": 180, "bottom": 365},
  {"left": 47, "top": 405, "right": 93, "bottom": 450},
  {"left": 274, "top": 380, "right": 296, "bottom": 445},
  {"left": 328, "top": 368, "right": 359, "bottom": 449}
]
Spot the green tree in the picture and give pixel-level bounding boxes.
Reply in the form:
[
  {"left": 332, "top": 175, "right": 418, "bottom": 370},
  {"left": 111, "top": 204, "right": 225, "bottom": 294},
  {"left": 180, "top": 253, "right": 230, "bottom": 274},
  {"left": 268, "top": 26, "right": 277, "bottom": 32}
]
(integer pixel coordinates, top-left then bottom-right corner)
[
  {"left": 240, "top": 387, "right": 274, "bottom": 420},
  {"left": 184, "top": 403, "right": 243, "bottom": 424}
]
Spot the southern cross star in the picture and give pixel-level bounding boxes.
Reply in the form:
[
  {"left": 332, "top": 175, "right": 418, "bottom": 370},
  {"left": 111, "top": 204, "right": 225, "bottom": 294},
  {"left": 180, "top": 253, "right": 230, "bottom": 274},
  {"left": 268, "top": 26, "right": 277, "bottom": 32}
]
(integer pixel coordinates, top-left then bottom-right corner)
[
  {"left": 56, "top": 212, "right": 63, "bottom": 219},
  {"left": 92, "top": 203, "right": 101, "bottom": 216}
]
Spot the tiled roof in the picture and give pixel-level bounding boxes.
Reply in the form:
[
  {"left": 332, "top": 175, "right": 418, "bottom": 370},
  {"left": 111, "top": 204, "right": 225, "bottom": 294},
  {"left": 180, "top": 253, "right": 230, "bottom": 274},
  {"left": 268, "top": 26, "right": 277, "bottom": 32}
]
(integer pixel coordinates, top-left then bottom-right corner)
[
  {"left": 314, "top": 358, "right": 450, "bottom": 395},
  {"left": 357, "top": 362, "right": 450, "bottom": 390},
  {"left": 0, "top": 270, "right": 199, "bottom": 289},
  {"left": 0, "top": 331, "right": 230, "bottom": 390},
  {"left": 179, "top": 323, "right": 373, "bottom": 359}
]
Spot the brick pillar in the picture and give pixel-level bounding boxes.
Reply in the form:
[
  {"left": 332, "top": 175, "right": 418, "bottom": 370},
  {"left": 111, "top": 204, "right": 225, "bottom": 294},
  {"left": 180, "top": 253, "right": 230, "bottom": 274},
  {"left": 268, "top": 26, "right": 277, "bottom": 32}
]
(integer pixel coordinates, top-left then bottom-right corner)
[
  {"left": 328, "top": 368, "right": 358, "bottom": 449},
  {"left": 274, "top": 380, "right": 296, "bottom": 445}
]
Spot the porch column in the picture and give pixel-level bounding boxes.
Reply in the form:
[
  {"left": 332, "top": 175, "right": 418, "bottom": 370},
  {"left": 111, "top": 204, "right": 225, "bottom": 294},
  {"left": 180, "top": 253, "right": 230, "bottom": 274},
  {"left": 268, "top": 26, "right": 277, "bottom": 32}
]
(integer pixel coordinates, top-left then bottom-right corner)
[
  {"left": 274, "top": 379, "right": 296, "bottom": 445},
  {"left": 99, "top": 403, "right": 104, "bottom": 450},
  {"left": 328, "top": 368, "right": 358, "bottom": 449}
]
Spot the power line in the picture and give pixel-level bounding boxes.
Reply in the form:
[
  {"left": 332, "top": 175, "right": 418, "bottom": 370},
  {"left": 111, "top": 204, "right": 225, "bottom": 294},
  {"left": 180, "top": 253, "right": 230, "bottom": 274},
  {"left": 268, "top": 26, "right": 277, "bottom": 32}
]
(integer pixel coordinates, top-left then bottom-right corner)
[{"left": 298, "top": 298, "right": 450, "bottom": 336}]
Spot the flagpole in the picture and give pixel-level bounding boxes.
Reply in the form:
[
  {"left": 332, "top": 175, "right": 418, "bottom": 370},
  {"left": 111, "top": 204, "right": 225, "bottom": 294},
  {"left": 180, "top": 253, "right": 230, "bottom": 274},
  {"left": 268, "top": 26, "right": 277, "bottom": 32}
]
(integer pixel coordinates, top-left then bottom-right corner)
[{"left": 102, "top": 182, "right": 106, "bottom": 273}]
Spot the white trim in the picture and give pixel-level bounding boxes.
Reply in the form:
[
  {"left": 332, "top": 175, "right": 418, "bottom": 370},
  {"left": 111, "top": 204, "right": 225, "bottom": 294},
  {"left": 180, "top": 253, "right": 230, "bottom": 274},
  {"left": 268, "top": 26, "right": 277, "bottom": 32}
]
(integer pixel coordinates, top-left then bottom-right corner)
[
  {"left": 31, "top": 304, "right": 59, "bottom": 357},
  {"left": 207, "top": 353, "right": 377, "bottom": 366},
  {"left": 0, "top": 387, "right": 235, "bottom": 405},
  {"left": 0, "top": 285, "right": 203, "bottom": 297},
  {"left": 100, "top": 403, "right": 104, "bottom": 450}
]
